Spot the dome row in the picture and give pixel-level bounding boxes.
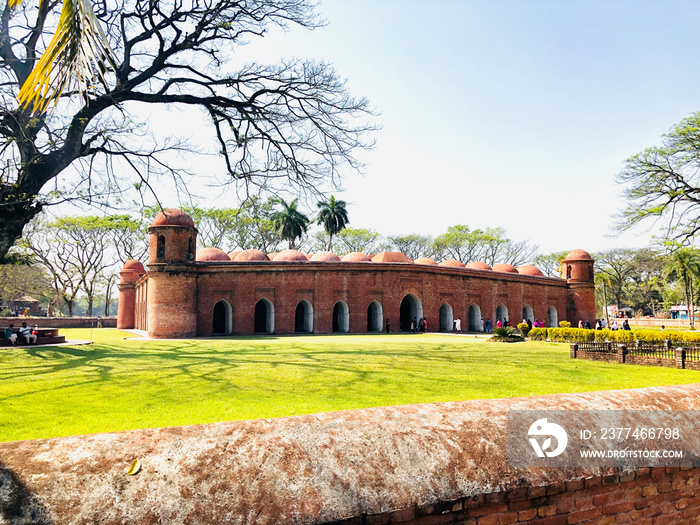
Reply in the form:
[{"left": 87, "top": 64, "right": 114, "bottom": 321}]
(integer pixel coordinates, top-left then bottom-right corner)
[
  {"left": 151, "top": 208, "right": 590, "bottom": 276},
  {"left": 193, "top": 248, "right": 549, "bottom": 275}
]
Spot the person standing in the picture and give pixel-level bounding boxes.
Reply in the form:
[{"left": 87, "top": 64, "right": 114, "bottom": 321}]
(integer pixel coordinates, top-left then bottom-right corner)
[
  {"left": 385, "top": 318, "right": 391, "bottom": 333},
  {"left": 485, "top": 318, "right": 491, "bottom": 332},
  {"left": 455, "top": 317, "right": 462, "bottom": 333}
]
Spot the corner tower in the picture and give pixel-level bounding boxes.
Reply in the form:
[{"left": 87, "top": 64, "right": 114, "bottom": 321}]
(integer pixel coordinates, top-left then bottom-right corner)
[
  {"left": 117, "top": 259, "right": 145, "bottom": 329},
  {"left": 147, "top": 209, "right": 198, "bottom": 338},
  {"left": 563, "top": 249, "right": 596, "bottom": 325}
]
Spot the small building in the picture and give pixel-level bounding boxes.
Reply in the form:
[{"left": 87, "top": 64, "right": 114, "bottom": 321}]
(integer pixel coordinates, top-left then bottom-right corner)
[
  {"left": 8, "top": 296, "right": 42, "bottom": 316},
  {"left": 117, "top": 209, "right": 596, "bottom": 338}
]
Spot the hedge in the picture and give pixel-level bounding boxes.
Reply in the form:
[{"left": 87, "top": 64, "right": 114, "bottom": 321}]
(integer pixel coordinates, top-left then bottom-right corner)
[{"left": 525, "top": 326, "right": 700, "bottom": 344}]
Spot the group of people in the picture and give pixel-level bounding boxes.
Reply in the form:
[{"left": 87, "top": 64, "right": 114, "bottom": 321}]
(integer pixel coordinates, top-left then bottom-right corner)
[
  {"left": 583, "top": 318, "right": 632, "bottom": 331},
  {"left": 3, "top": 322, "right": 38, "bottom": 345},
  {"left": 410, "top": 317, "right": 429, "bottom": 333}
]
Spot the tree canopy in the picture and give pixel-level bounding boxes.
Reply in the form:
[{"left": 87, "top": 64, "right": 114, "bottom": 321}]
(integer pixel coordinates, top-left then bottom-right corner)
[
  {"left": 0, "top": 0, "right": 375, "bottom": 261},
  {"left": 616, "top": 111, "right": 700, "bottom": 243}
]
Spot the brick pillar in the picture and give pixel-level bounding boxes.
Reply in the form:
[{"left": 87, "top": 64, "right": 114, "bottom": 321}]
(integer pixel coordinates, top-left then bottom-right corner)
[
  {"left": 676, "top": 348, "right": 686, "bottom": 369},
  {"left": 617, "top": 344, "right": 626, "bottom": 364},
  {"left": 570, "top": 343, "right": 578, "bottom": 358}
]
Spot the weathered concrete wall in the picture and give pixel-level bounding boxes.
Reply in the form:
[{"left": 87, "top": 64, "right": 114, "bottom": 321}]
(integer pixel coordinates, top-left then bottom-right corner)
[{"left": 1, "top": 384, "right": 699, "bottom": 524}]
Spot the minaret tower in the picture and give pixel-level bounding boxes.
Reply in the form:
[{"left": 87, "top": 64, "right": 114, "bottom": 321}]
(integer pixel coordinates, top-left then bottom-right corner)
[
  {"left": 562, "top": 249, "right": 596, "bottom": 325},
  {"left": 146, "top": 209, "right": 198, "bottom": 338}
]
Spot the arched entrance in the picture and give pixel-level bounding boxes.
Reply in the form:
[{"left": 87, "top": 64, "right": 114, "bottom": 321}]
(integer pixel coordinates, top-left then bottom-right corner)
[
  {"left": 212, "top": 300, "right": 232, "bottom": 335},
  {"left": 254, "top": 298, "right": 274, "bottom": 333},
  {"left": 367, "top": 301, "right": 383, "bottom": 332},
  {"left": 548, "top": 306, "right": 558, "bottom": 328},
  {"left": 522, "top": 304, "right": 534, "bottom": 323},
  {"left": 468, "top": 304, "right": 482, "bottom": 331},
  {"left": 439, "top": 303, "right": 453, "bottom": 332},
  {"left": 496, "top": 304, "right": 509, "bottom": 325},
  {"left": 295, "top": 300, "right": 313, "bottom": 333},
  {"left": 332, "top": 301, "right": 349, "bottom": 332},
  {"left": 400, "top": 294, "right": 423, "bottom": 332}
]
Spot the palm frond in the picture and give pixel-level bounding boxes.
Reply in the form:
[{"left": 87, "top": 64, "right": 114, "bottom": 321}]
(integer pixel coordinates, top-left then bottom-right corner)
[{"left": 17, "top": 0, "right": 115, "bottom": 113}]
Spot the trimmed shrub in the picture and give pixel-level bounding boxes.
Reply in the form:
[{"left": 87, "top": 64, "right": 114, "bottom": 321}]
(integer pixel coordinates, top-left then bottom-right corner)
[
  {"left": 517, "top": 322, "right": 531, "bottom": 337},
  {"left": 528, "top": 327, "right": 548, "bottom": 341},
  {"left": 547, "top": 327, "right": 595, "bottom": 343},
  {"left": 559, "top": 320, "right": 571, "bottom": 328}
]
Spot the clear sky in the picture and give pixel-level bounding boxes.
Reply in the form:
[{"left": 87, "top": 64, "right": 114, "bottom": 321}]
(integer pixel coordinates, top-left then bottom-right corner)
[
  {"left": 70, "top": 0, "right": 700, "bottom": 256},
  {"left": 225, "top": 0, "right": 700, "bottom": 255}
]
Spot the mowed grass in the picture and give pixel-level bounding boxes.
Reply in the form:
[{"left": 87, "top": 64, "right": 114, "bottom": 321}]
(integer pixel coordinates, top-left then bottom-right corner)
[{"left": 1, "top": 329, "right": 700, "bottom": 442}]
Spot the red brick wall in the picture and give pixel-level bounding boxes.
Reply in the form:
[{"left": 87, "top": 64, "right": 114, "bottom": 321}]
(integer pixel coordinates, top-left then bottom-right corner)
[
  {"left": 191, "top": 262, "right": 572, "bottom": 337},
  {"left": 340, "top": 467, "right": 700, "bottom": 525}
]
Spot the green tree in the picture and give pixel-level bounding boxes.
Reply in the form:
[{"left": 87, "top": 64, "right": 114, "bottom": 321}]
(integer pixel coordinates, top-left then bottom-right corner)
[
  {"left": 616, "top": 111, "right": 700, "bottom": 243},
  {"left": 0, "top": 0, "right": 375, "bottom": 262},
  {"left": 269, "top": 198, "right": 310, "bottom": 250},
  {"left": 663, "top": 247, "right": 700, "bottom": 329},
  {"left": 533, "top": 251, "right": 569, "bottom": 278},
  {"left": 316, "top": 195, "right": 349, "bottom": 251},
  {"left": 432, "top": 225, "right": 485, "bottom": 263},
  {"left": 336, "top": 227, "right": 381, "bottom": 255},
  {"left": 595, "top": 249, "right": 639, "bottom": 312},
  {"left": 386, "top": 234, "right": 435, "bottom": 260}
]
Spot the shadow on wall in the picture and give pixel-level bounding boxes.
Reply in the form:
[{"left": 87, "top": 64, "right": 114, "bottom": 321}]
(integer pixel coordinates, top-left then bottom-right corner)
[{"left": 0, "top": 461, "right": 52, "bottom": 524}]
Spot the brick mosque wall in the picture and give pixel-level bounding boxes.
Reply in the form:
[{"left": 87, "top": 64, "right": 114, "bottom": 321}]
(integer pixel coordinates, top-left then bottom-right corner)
[
  {"left": 1, "top": 384, "right": 698, "bottom": 524},
  {"left": 190, "top": 261, "right": 571, "bottom": 337}
]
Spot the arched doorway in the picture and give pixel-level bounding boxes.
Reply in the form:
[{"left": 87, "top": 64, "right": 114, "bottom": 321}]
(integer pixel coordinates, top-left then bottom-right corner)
[
  {"left": 468, "top": 304, "right": 482, "bottom": 331},
  {"left": 295, "top": 300, "right": 313, "bottom": 333},
  {"left": 400, "top": 294, "right": 423, "bottom": 332},
  {"left": 254, "top": 298, "right": 274, "bottom": 333},
  {"left": 522, "top": 304, "right": 534, "bottom": 323},
  {"left": 548, "top": 306, "right": 558, "bottom": 327},
  {"left": 332, "top": 301, "right": 349, "bottom": 332},
  {"left": 367, "top": 301, "right": 383, "bottom": 332},
  {"left": 212, "top": 300, "right": 232, "bottom": 335},
  {"left": 439, "top": 303, "right": 453, "bottom": 332},
  {"left": 496, "top": 304, "right": 509, "bottom": 325}
]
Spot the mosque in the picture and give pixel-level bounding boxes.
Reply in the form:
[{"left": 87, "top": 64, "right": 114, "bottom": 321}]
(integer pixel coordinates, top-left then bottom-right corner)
[{"left": 117, "top": 209, "right": 596, "bottom": 338}]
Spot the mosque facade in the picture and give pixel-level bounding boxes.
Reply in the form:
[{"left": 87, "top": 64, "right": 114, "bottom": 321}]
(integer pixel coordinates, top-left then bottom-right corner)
[{"left": 117, "top": 209, "right": 596, "bottom": 338}]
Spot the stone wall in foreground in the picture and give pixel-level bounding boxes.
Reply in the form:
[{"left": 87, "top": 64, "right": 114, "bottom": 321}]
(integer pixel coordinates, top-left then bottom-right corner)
[{"left": 1, "top": 384, "right": 699, "bottom": 524}]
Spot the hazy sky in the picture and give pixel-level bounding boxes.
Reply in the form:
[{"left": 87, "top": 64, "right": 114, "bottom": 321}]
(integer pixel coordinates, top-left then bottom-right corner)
[{"left": 116, "top": 1, "right": 700, "bottom": 255}]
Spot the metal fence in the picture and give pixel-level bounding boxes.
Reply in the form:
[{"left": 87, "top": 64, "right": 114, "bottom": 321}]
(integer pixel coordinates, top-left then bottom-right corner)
[{"left": 573, "top": 341, "right": 700, "bottom": 361}]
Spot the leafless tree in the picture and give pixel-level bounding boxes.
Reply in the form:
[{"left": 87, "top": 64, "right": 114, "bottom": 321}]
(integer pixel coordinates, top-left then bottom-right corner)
[{"left": 0, "top": 0, "right": 376, "bottom": 261}]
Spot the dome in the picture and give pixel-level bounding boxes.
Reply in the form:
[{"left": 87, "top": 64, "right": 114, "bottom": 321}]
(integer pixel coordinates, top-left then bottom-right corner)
[
  {"left": 466, "top": 261, "right": 492, "bottom": 270},
  {"left": 517, "top": 265, "right": 544, "bottom": 276},
  {"left": 565, "top": 249, "right": 592, "bottom": 261},
  {"left": 414, "top": 257, "right": 438, "bottom": 265},
  {"left": 234, "top": 249, "right": 269, "bottom": 262},
  {"left": 310, "top": 251, "right": 341, "bottom": 262},
  {"left": 150, "top": 208, "right": 195, "bottom": 228},
  {"left": 196, "top": 247, "right": 230, "bottom": 262},
  {"left": 122, "top": 259, "right": 145, "bottom": 273},
  {"left": 372, "top": 252, "right": 414, "bottom": 263},
  {"left": 267, "top": 252, "right": 279, "bottom": 260},
  {"left": 274, "top": 250, "right": 309, "bottom": 262},
  {"left": 342, "top": 252, "right": 372, "bottom": 262},
  {"left": 440, "top": 259, "right": 466, "bottom": 268},
  {"left": 305, "top": 253, "right": 313, "bottom": 260},
  {"left": 228, "top": 250, "right": 242, "bottom": 261},
  {"left": 492, "top": 263, "right": 518, "bottom": 273}
]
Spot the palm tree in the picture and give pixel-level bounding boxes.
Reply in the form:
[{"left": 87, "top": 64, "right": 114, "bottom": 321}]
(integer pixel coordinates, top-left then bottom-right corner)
[
  {"left": 316, "top": 195, "right": 349, "bottom": 251},
  {"left": 664, "top": 247, "right": 700, "bottom": 329},
  {"left": 13, "top": 0, "right": 115, "bottom": 112},
  {"left": 269, "top": 198, "right": 309, "bottom": 250}
]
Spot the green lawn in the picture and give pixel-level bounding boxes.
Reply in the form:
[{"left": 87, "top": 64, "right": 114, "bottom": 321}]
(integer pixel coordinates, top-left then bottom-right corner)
[{"left": 1, "top": 329, "right": 699, "bottom": 442}]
